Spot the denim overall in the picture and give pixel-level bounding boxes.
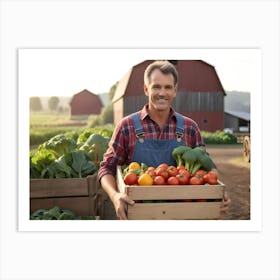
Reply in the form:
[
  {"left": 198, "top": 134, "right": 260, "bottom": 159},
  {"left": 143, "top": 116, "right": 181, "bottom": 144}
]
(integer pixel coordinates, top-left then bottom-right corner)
[{"left": 131, "top": 113, "right": 185, "bottom": 167}]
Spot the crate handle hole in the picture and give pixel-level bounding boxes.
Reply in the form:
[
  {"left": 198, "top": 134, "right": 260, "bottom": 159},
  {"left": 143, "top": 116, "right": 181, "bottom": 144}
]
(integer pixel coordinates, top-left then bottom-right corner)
[{"left": 162, "top": 211, "right": 166, "bottom": 214}]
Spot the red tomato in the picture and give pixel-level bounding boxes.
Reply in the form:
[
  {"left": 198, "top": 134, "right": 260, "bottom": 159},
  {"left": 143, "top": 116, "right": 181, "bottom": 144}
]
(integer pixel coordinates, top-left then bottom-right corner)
[
  {"left": 145, "top": 169, "right": 156, "bottom": 179},
  {"left": 176, "top": 170, "right": 190, "bottom": 185},
  {"left": 155, "top": 167, "right": 169, "bottom": 180},
  {"left": 203, "top": 171, "right": 218, "bottom": 185},
  {"left": 157, "top": 163, "right": 169, "bottom": 169},
  {"left": 195, "top": 169, "right": 207, "bottom": 177},
  {"left": 177, "top": 165, "right": 186, "bottom": 171},
  {"left": 153, "top": 175, "right": 166, "bottom": 185},
  {"left": 167, "top": 165, "right": 178, "bottom": 177},
  {"left": 207, "top": 177, "right": 218, "bottom": 185},
  {"left": 167, "top": 176, "right": 180, "bottom": 185},
  {"left": 124, "top": 172, "right": 138, "bottom": 185},
  {"left": 189, "top": 176, "right": 204, "bottom": 185},
  {"left": 179, "top": 169, "right": 191, "bottom": 177}
]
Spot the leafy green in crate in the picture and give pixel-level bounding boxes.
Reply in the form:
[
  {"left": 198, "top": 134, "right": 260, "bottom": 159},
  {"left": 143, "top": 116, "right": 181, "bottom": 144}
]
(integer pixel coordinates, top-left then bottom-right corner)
[
  {"left": 79, "top": 133, "right": 110, "bottom": 164},
  {"left": 39, "top": 134, "right": 76, "bottom": 157},
  {"left": 30, "top": 206, "right": 96, "bottom": 220},
  {"left": 30, "top": 131, "right": 109, "bottom": 178}
]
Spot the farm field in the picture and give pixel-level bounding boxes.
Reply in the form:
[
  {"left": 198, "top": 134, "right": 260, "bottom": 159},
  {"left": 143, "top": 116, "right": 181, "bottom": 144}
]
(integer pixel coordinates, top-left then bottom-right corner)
[{"left": 30, "top": 112, "right": 88, "bottom": 127}]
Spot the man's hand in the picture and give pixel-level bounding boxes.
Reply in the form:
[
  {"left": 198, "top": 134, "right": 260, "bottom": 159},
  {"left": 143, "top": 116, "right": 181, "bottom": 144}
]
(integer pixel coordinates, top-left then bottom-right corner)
[{"left": 111, "top": 192, "right": 135, "bottom": 220}]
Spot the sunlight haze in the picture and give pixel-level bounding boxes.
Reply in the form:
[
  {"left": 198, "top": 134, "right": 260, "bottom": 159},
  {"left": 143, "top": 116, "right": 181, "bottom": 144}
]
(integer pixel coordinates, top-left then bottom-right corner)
[{"left": 19, "top": 48, "right": 255, "bottom": 98}]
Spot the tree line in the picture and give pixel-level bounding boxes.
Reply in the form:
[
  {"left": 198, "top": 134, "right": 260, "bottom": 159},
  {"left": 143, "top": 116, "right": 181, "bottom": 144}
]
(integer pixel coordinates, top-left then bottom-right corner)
[{"left": 30, "top": 96, "right": 64, "bottom": 112}]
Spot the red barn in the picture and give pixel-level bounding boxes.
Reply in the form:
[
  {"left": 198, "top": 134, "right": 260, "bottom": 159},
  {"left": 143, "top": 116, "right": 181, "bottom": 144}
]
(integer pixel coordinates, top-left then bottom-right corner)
[
  {"left": 70, "top": 89, "right": 103, "bottom": 117},
  {"left": 112, "top": 60, "right": 226, "bottom": 132}
]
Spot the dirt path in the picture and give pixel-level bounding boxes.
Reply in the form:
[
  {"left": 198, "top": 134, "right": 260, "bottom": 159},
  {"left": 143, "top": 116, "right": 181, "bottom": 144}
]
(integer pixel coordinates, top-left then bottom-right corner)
[{"left": 207, "top": 145, "right": 250, "bottom": 220}]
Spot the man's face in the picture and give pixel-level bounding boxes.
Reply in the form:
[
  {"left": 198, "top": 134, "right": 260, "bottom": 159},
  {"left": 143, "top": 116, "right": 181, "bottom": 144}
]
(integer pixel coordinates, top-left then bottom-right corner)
[{"left": 144, "top": 68, "right": 177, "bottom": 112}]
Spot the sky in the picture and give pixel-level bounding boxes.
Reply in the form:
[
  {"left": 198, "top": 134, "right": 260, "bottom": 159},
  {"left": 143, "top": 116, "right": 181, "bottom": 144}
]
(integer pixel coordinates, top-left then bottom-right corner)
[{"left": 19, "top": 48, "right": 259, "bottom": 98}]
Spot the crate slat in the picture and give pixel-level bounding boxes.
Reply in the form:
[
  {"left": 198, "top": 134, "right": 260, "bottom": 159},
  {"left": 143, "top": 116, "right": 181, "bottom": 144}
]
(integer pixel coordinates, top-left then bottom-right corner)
[
  {"left": 128, "top": 202, "right": 222, "bottom": 220},
  {"left": 30, "top": 175, "right": 96, "bottom": 198},
  {"left": 126, "top": 184, "right": 224, "bottom": 200}
]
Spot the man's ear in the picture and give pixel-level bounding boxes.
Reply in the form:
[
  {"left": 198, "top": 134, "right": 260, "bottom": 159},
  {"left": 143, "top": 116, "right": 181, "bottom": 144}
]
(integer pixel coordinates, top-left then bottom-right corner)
[
  {"left": 173, "top": 85, "right": 178, "bottom": 97},
  {"left": 144, "top": 84, "right": 149, "bottom": 96}
]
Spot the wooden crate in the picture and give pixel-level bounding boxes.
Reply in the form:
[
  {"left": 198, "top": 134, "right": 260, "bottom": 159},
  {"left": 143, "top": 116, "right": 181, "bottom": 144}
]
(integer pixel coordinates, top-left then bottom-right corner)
[
  {"left": 116, "top": 166, "right": 225, "bottom": 220},
  {"left": 30, "top": 174, "right": 100, "bottom": 217}
]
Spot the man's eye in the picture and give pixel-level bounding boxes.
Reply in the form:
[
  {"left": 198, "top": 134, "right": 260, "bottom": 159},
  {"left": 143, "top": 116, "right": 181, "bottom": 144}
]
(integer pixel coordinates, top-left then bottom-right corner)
[{"left": 152, "top": 85, "right": 161, "bottom": 89}]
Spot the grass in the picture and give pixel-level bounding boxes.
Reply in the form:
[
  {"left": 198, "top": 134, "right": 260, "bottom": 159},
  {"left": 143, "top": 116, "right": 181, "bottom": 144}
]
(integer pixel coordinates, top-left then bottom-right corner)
[
  {"left": 30, "top": 112, "right": 88, "bottom": 127},
  {"left": 30, "top": 112, "right": 88, "bottom": 146},
  {"left": 29, "top": 112, "right": 114, "bottom": 146}
]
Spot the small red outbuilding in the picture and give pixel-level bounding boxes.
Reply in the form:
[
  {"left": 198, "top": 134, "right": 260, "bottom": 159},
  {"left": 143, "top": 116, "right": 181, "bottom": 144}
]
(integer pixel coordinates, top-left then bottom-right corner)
[{"left": 70, "top": 89, "right": 103, "bottom": 117}]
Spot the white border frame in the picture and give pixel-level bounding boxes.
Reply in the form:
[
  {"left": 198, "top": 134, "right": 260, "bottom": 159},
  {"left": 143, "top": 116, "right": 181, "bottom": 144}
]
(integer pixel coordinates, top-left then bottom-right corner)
[{"left": 18, "top": 48, "right": 262, "bottom": 232}]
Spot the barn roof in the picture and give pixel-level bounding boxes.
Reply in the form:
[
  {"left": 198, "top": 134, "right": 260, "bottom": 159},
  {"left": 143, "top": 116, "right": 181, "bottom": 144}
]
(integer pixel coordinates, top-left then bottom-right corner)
[
  {"left": 112, "top": 60, "right": 226, "bottom": 103},
  {"left": 112, "top": 67, "right": 133, "bottom": 103},
  {"left": 69, "top": 89, "right": 102, "bottom": 105},
  {"left": 225, "top": 110, "right": 250, "bottom": 121}
]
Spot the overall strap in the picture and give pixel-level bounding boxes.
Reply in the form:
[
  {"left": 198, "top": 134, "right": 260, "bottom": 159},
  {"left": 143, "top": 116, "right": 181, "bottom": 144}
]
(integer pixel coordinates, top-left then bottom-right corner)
[
  {"left": 132, "top": 112, "right": 184, "bottom": 141},
  {"left": 175, "top": 113, "right": 184, "bottom": 142},
  {"left": 131, "top": 112, "right": 145, "bottom": 139}
]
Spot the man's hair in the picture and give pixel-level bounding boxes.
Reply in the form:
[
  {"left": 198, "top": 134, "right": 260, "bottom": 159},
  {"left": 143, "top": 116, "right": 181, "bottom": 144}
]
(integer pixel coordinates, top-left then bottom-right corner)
[{"left": 144, "top": 60, "right": 178, "bottom": 86}]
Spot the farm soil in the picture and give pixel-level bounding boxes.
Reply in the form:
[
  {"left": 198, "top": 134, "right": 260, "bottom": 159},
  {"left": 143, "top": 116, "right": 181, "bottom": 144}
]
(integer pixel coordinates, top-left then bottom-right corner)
[
  {"left": 207, "top": 145, "right": 250, "bottom": 220},
  {"left": 101, "top": 144, "right": 250, "bottom": 220}
]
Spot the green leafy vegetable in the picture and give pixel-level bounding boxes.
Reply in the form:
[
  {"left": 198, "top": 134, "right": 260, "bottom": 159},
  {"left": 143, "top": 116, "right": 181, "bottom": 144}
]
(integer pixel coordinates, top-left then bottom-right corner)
[
  {"left": 172, "top": 146, "right": 191, "bottom": 166},
  {"left": 30, "top": 206, "right": 96, "bottom": 220},
  {"left": 172, "top": 145, "right": 215, "bottom": 175},
  {"left": 30, "top": 131, "right": 109, "bottom": 178},
  {"left": 39, "top": 134, "right": 76, "bottom": 157}
]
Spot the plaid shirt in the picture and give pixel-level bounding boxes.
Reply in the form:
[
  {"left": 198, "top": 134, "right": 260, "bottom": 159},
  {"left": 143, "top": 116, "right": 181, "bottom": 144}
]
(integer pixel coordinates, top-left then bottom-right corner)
[{"left": 98, "top": 105, "right": 205, "bottom": 180}]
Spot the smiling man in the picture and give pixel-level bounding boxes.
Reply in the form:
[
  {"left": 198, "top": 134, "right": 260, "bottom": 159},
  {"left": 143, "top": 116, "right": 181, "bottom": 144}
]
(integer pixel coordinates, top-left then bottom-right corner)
[{"left": 98, "top": 60, "right": 230, "bottom": 220}]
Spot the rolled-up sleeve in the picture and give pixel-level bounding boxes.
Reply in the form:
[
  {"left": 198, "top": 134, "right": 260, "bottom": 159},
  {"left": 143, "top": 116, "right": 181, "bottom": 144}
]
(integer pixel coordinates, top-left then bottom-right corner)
[{"left": 98, "top": 117, "right": 134, "bottom": 181}]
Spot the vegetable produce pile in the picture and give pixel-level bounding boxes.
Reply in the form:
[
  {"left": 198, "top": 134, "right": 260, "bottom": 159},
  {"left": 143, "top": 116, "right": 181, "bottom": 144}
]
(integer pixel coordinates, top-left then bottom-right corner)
[
  {"left": 30, "top": 206, "right": 96, "bottom": 220},
  {"left": 122, "top": 162, "right": 218, "bottom": 187},
  {"left": 30, "top": 130, "right": 109, "bottom": 178},
  {"left": 122, "top": 146, "right": 218, "bottom": 186}
]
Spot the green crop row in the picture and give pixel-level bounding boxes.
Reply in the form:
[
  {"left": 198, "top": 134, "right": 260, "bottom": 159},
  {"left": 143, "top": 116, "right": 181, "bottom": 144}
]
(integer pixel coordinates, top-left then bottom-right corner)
[
  {"left": 201, "top": 130, "right": 237, "bottom": 144},
  {"left": 30, "top": 125, "right": 114, "bottom": 146}
]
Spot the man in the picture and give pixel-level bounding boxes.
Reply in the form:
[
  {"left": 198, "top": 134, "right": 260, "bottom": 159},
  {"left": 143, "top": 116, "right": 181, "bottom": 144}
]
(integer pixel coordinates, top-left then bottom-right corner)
[{"left": 98, "top": 60, "right": 230, "bottom": 219}]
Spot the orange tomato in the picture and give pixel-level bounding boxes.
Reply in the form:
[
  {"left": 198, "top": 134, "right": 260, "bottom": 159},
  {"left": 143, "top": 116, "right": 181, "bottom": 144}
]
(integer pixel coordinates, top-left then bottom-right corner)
[
  {"left": 138, "top": 173, "right": 153, "bottom": 186},
  {"left": 128, "top": 162, "right": 141, "bottom": 170}
]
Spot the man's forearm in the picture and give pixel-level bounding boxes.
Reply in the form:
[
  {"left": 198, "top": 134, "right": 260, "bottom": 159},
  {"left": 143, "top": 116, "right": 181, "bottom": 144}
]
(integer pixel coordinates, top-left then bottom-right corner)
[{"left": 100, "top": 174, "right": 118, "bottom": 201}]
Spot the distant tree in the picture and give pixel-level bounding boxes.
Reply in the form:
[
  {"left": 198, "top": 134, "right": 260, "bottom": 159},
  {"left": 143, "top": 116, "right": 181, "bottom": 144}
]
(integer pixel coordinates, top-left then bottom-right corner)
[
  {"left": 48, "top": 96, "right": 60, "bottom": 111},
  {"left": 101, "top": 103, "right": 113, "bottom": 124},
  {"left": 109, "top": 82, "right": 118, "bottom": 100},
  {"left": 30, "top": 96, "right": 42, "bottom": 111}
]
